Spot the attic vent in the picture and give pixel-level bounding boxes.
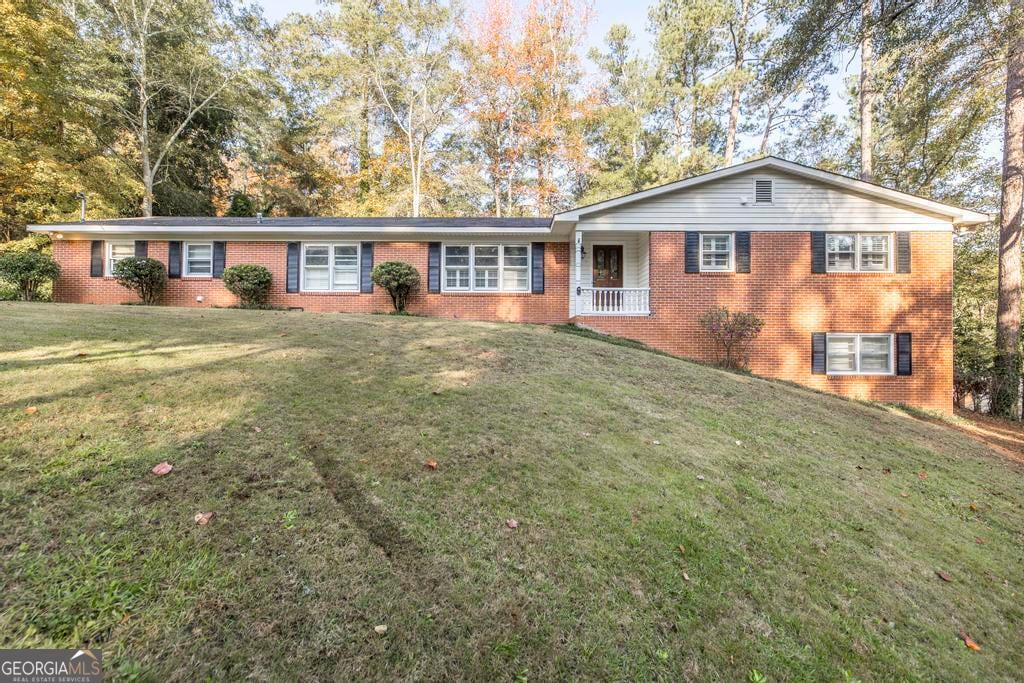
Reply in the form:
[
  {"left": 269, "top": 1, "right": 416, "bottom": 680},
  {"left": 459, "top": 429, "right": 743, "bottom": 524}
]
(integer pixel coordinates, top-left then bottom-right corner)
[{"left": 754, "top": 179, "right": 773, "bottom": 204}]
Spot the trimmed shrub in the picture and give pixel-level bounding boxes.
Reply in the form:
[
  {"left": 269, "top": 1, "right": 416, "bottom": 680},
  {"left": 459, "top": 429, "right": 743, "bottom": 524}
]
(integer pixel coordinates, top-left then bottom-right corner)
[
  {"left": 371, "top": 261, "right": 420, "bottom": 312},
  {"left": 113, "top": 257, "right": 167, "bottom": 305},
  {"left": 698, "top": 306, "right": 764, "bottom": 370},
  {"left": 0, "top": 250, "right": 60, "bottom": 301},
  {"left": 222, "top": 264, "right": 273, "bottom": 308}
]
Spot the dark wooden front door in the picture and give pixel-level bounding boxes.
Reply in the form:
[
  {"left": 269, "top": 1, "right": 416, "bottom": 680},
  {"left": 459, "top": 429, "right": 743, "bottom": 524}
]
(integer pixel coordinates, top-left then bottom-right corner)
[{"left": 592, "top": 244, "right": 623, "bottom": 288}]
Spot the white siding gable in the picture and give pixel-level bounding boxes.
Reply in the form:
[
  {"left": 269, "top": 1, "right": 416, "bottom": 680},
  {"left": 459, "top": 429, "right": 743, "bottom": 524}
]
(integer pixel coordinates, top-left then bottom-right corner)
[{"left": 576, "top": 169, "right": 953, "bottom": 232}]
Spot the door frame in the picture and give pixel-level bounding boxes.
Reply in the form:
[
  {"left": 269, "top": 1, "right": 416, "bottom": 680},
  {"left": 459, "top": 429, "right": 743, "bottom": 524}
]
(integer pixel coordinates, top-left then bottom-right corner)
[{"left": 590, "top": 242, "right": 625, "bottom": 288}]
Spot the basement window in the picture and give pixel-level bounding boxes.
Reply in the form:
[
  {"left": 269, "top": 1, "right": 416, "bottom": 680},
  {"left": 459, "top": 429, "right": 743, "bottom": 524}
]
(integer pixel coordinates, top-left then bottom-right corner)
[{"left": 826, "top": 333, "right": 894, "bottom": 375}]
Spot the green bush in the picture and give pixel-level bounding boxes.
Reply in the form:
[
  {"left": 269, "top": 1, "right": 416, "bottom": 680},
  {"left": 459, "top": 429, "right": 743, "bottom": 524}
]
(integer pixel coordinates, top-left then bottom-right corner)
[
  {"left": 222, "top": 264, "right": 273, "bottom": 308},
  {"left": 113, "top": 257, "right": 167, "bottom": 305},
  {"left": 371, "top": 261, "right": 420, "bottom": 312},
  {"left": 698, "top": 306, "right": 764, "bottom": 370},
  {"left": 0, "top": 250, "right": 60, "bottom": 301}
]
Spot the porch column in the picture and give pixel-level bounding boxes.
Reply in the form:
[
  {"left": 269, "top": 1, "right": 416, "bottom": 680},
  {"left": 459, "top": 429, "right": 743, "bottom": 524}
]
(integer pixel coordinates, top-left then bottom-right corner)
[{"left": 574, "top": 229, "right": 583, "bottom": 315}]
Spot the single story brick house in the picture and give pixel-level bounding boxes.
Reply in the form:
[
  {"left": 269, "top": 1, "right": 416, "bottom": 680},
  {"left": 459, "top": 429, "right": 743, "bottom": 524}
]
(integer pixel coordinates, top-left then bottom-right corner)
[{"left": 31, "top": 157, "right": 989, "bottom": 412}]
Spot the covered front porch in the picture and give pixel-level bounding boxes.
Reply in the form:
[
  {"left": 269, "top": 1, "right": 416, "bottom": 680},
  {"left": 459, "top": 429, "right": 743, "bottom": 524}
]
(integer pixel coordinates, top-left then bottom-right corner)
[{"left": 569, "top": 230, "right": 651, "bottom": 316}]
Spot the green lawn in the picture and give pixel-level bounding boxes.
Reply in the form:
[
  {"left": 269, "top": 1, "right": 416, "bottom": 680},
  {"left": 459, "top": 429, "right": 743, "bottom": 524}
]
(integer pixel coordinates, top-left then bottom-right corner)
[{"left": 1, "top": 303, "right": 1022, "bottom": 681}]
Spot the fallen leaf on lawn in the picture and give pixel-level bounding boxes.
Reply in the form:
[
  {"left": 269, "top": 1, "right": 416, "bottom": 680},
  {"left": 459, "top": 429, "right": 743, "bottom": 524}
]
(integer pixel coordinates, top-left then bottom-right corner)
[
  {"left": 960, "top": 629, "right": 981, "bottom": 651},
  {"left": 278, "top": 332, "right": 288, "bottom": 337},
  {"left": 76, "top": 352, "right": 88, "bottom": 358},
  {"left": 678, "top": 544, "right": 686, "bottom": 555},
  {"left": 975, "top": 537, "right": 985, "bottom": 545},
  {"left": 969, "top": 502, "right": 978, "bottom": 511},
  {"left": 936, "top": 571, "right": 953, "bottom": 583},
  {"left": 883, "top": 468, "right": 892, "bottom": 475},
  {"left": 253, "top": 426, "right": 262, "bottom": 433},
  {"left": 900, "top": 491, "right": 910, "bottom": 498},
  {"left": 918, "top": 471, "right": 928, "bottom": 480},
  {"left": 24, "top": 406, "right": 37, "bottom": 414},
  {"left": 194, "top": 511, "right": 214, "bottom": 526},
  {"left": 682, "top": 572, "right": 691, "bottom": 582},
  {"left": 151, "top": 461, "right": 173, "bottom": 476},
  {"left": 506, "top": 518, "right": 518, "bottom": 529},
  {"left": 424, "top": 459, "right": 438, "bottom": 470},
  {"left": 431, "top": 390, "right": 441, "bottom": 395},
  {"left": 696, "top": 475, "right": 705, "bottom": 481},
  {"left": 374, "top": 624, "right": 388, "bottom": 635}
]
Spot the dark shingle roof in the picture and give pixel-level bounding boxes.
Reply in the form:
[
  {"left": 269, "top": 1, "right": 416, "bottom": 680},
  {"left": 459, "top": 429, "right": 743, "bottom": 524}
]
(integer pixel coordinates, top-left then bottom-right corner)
[{"left": 40, "top": 216, "right": 553, "bottom": 228}]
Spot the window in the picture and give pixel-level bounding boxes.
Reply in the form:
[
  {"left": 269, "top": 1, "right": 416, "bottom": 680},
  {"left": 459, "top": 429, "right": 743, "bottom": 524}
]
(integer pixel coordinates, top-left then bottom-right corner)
[
  {"left": 444, "top": 245, "right": 470, "bottom": 289},
  {"left": 700, "top": 233, "right": 733, "bottom": 271},
  {"left": 443, "top": 243, "right": 530, "bottom": 292},
  {"left": 302, "top": 243, "right": 360, "bottom": 291},
  {"left": 185, "top": 242, "right": 213, "bottom": 276},
  {"left": 106, "top": 241, "right": 135, "bottom": 276},
  {"left": 754, "top": 178, "right": 773, "bottom": 204},
  {"left": 826, "top": 233, "right": 892, "bottom": 272},
  {"left": 502, "top": 245, "right": 530, "bottom": 291},
  {"left": 826, "top": 333, "right": 893, "bottom": 375}
]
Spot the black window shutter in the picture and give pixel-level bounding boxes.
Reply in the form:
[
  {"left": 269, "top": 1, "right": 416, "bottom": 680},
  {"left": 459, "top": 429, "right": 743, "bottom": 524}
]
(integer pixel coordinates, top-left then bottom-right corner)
[
  {"left": 286, "top": 242, "right": 300, "bottom": 293},
  {"left": 531, "top": 242, "right": 545, "bottom": 293},
  {"left": 90, "top": 240, "right": 104, "bottom": 277},
  {"left": 896, "top": 332, "right": 912, "bottom": 375},
  {"left": 428, "top": 242, "right": 441, "bottom": 293},
  {"left": 811, "top": 232, "right": 826, "bottom": 273},
  {"left": 811, "top": 333, "right": 827, "bottom": 374},
  {"left": 134, "top": 240, "right": 148, "bottom": 258},
  {"left": 684, "top": 232, "right": 700, "bottom": 273},
  {"left": 896, "top": 232, "right": 911, "bottom": 273},
  {"left": 212, "top": 241, "right": 226, "bottom": 278},
  {"left": 360, "top": 242, "right": 374, "bottom": 293},
  {"left": 167, "top": 241, "right": 182, "bottom": 278},
  {"left": 735, "top": 231, "right": 751, "bottom": 273}
]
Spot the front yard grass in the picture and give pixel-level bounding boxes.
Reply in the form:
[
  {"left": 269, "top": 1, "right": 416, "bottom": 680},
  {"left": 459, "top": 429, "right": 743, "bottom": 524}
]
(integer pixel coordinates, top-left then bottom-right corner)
[{"left": 1, "top": 302, "right": 1022, "bottom": 681}]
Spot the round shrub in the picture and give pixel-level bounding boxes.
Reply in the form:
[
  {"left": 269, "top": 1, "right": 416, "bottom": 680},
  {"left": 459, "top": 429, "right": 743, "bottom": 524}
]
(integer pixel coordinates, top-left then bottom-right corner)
[
  {"left": 113, "top": 257, "right": 167, "bottom": 305},
  {"left": 0, "top": 250, "right": 60, "bottom": 301},
  {"left": 222, "top": 264, "right": 273, "bottom": 308},
  {"left": 371, "top": 261, "right": 420, "bottom": 313}
]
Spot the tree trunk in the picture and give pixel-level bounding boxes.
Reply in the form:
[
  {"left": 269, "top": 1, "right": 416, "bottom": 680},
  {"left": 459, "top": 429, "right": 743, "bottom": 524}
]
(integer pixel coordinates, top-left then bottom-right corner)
[
  {"left": 993, "top": 3, "right": 1024, "bottom": 418},
  {"left": 859, "top": 0, "right": 875, "bottom": 182},
  {"left": 358, "top": 89, "right": 371, "bottom": 199},
  {"left": 724, "top": 0, "right": 749, "bottom": 167},
  {"left": 140, "top": 113, "right": 153, "bottom": 217}
]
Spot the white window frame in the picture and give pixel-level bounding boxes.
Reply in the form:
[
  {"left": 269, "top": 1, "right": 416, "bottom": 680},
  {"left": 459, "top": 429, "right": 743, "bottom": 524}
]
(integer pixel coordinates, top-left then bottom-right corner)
[
  {"left": 699, "top": 233, "right": 734, "bottom": 272},
  {"left": 184, "top": 242, "right": 214, "bottom": 277},
  {"left": 825, "top": 333, "right": 895, "bottom": 376},
  {"left": 442, "top": 243, "right": 531, "bottom": 293},
  {"left": 300, "top": 242, "right": 361, "bottom": 293},
  {"left": 753, "top": 178, "right": 774, "bottom": 204},
  {"left": 106, "top": 240, "right": 135, "bottom": 276},
  {"left": 825, "top": 233, "right": 894, "bottom": 273}
]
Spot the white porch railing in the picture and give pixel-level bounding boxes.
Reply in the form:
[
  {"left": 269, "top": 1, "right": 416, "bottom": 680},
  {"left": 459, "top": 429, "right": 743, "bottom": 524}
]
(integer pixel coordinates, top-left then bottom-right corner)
[{"left": 577, "top": 287, "right": 650, "bottom": 315}]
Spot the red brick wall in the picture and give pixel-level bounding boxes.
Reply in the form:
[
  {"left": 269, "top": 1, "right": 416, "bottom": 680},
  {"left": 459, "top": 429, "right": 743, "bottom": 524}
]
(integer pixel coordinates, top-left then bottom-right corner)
[
  {"left": 576, "top": 231, "right": 953, "bottom": 413},
  {"left": 51, "top": 240, "right": 571, "bottom": 324}
]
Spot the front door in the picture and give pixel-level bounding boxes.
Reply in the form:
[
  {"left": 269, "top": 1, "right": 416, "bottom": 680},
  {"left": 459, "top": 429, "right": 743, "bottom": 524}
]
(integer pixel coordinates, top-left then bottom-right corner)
[{"left": 592, "top": 244, "right": 623, "bottom": 288}]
